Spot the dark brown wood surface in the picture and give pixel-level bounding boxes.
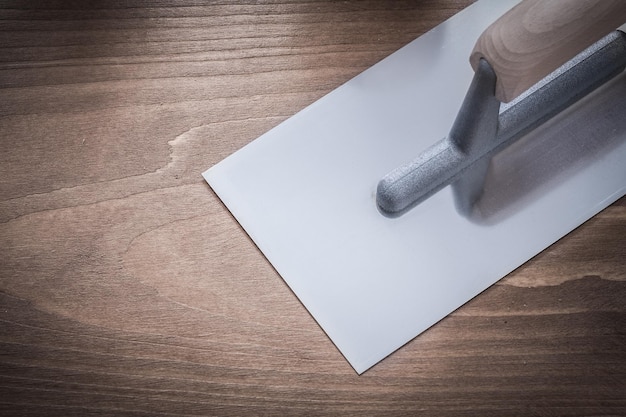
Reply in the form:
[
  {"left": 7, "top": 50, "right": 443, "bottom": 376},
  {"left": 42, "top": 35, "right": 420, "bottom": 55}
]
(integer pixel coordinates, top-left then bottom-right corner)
[{"left": 1, "top": 1, "right": 624, "bottom": 416}]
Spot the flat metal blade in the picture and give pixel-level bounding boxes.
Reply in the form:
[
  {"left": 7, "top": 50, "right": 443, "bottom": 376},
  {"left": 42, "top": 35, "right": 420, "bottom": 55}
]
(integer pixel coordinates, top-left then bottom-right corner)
[{"left": 203, "top": 0, "right": 626, "bottom": 374}]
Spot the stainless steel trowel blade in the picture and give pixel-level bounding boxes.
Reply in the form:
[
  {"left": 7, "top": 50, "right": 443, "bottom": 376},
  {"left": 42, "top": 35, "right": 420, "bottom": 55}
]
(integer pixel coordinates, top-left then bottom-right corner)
[{"left": 203, "top": 0, "right": 626, "bottom": 374}]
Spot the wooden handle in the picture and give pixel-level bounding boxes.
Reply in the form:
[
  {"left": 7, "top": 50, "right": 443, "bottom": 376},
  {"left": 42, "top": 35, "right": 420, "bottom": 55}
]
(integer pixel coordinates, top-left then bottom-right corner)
[{"left": 470, "top": 0, "right": 626, "bottom": 103}]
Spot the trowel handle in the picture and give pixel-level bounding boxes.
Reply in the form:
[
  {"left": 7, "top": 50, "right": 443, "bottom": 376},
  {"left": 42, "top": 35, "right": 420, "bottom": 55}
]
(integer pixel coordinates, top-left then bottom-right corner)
[{"left": 470, "top": 0, "right": 626, "bottom": 103}]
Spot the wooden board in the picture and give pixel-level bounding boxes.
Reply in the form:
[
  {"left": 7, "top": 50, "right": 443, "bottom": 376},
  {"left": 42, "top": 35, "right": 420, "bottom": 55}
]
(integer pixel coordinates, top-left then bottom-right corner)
[{"left": 0, "top": 1, "right": 624, "bottom": 415}]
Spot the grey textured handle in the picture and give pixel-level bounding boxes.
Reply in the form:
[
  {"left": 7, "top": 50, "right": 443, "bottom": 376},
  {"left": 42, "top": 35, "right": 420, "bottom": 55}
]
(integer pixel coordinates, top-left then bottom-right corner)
[{"left": 376, "top": 31, "right": 626, "bottom": 216}]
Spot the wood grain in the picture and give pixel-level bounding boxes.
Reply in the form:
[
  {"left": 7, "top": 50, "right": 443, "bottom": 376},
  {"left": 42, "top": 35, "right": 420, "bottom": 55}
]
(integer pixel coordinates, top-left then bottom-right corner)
[
  {"left": 0, "top": 1, "right": 625, "bottom": 416},
  {"left": 471, "top": 0, "right": 626, "bottom": 102}
]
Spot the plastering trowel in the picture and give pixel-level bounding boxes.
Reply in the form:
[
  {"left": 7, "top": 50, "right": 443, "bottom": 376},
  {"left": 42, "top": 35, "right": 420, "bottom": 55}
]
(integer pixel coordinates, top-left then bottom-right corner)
[{"left": 203, "top": 0, "right": 626, "bottom": 374}]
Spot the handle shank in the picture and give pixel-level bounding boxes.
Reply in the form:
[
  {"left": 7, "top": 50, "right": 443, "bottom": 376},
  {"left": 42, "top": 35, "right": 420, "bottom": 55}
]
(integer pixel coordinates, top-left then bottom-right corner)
[{"left": 471, "top": 0, "right": 626, "bottom": 102}]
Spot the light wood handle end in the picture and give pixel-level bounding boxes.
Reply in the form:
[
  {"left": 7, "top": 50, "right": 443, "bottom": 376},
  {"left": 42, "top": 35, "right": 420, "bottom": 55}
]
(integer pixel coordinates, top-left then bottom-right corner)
[{"left": 471, "top": 0, "right": 626, "bottom": 102}]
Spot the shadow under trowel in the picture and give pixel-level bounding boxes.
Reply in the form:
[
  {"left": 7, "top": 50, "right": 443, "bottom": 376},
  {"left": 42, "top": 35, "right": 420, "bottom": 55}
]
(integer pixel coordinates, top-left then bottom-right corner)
[{"left": 452, "top": 70, "right": 626, "bottom": 225}]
